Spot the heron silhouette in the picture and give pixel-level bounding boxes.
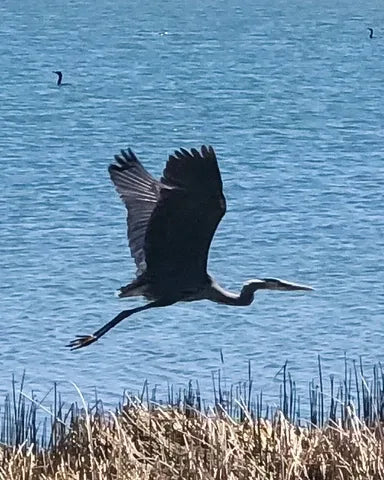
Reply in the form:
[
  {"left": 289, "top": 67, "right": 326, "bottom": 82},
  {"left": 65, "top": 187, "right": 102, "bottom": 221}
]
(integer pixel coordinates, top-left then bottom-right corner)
[{"left": 67, "top": 146, "right": 313, "bottom": 350}]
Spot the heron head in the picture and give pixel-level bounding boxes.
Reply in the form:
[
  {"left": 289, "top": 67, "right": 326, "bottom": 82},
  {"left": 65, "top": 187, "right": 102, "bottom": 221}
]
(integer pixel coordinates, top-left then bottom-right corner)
[{"left": 53, "top": 71, "right": 62, "bottom": 75}]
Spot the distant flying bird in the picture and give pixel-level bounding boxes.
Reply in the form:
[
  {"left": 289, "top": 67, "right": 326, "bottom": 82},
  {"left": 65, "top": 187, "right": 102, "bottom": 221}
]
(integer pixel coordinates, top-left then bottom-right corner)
[
  {"left": 368, "top": 28, "right": 374, "bottom": 38},
  {"left": 52, "top": 71, "right": 70, "bottom": 86},
  {"left": 67, "top": 146, "right": 313, "bottom": 350}
]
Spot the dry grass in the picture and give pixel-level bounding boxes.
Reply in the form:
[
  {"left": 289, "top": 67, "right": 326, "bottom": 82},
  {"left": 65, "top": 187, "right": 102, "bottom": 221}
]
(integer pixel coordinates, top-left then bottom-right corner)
[
  {"left": 2, "top": 402, "right": 384, "bottom": 479},
  {"left": 2, "top": 358, "right": 384, "bottom": 479}
]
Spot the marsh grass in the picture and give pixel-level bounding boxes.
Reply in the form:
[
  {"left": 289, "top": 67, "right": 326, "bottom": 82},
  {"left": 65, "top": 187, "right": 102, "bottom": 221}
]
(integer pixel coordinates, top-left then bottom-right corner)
[{"left": 2, "top": 356, "right": 384, "bottom": 479}]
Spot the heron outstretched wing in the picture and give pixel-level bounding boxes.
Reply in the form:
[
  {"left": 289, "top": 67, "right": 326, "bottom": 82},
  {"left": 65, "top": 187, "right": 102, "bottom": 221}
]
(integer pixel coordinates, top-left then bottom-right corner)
[
  {"left": 108, "top": 149, "right": 161, "bottom": 274},
  {"left": 144, "top": 145, "right": 226, "bottom": 281}
]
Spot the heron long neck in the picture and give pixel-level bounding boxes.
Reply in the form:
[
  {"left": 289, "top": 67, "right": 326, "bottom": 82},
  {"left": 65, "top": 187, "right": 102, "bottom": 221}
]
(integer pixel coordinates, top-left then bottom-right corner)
[{"left": 208, "top": 281, "right": 256, "bottom": 306}]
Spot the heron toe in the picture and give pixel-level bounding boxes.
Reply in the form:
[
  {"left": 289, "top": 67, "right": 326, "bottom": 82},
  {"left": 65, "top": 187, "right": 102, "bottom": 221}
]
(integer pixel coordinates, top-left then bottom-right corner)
[{"left": 67, "top": 335, "right": 98, "bottom": 350}]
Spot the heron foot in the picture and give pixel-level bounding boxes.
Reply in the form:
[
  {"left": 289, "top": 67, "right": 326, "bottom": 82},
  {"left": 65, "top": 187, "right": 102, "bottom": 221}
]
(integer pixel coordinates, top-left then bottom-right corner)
[{"left": 66, "top": 335, "right": 98, "bottom": 351}]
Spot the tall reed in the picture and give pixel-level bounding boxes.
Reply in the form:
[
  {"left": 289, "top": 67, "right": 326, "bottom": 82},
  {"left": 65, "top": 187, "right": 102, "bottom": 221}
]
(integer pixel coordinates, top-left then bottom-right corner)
[{"left": 1, "top": 357, "right": 384, "bottom": 479}]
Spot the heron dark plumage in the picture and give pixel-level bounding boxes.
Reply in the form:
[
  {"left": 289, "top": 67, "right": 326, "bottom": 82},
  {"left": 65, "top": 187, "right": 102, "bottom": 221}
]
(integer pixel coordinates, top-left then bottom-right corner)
[
  {"left": 53, "top": 71, "right": 63, "bottom": 86},
  {"left": 53, "top": 70, "right": 70, "bottom": 86},
  {"left": 67, "top": 146, "right": 313, "bottom": 350}
]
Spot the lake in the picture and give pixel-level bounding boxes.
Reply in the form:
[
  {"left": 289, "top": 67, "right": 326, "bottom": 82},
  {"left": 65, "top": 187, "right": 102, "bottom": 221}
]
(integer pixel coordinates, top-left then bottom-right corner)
[{"left": 1, "top": 0, "right": 384, "bottom": 410}]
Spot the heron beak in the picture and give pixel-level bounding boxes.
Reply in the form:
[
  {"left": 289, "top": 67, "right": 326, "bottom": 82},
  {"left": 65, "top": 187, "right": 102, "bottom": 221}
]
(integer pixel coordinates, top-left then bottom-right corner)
[
  {"left": 263, "top": 278, "right": 314, "bottom": 291},
  {"left": 278, "top": 280, "right": 313, "bottom": 291}
]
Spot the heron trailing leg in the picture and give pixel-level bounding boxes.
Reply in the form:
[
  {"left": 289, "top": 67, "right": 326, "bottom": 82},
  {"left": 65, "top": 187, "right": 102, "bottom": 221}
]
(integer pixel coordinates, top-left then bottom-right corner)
[{"left": 67, "top": 299, "right": 172, "bottom": 350}]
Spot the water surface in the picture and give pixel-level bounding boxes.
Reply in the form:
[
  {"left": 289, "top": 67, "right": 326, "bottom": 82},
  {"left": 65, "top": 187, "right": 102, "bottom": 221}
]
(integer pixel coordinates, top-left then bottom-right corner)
[{"left": 1, "top": 0, "right": 384, "bottom": 407}]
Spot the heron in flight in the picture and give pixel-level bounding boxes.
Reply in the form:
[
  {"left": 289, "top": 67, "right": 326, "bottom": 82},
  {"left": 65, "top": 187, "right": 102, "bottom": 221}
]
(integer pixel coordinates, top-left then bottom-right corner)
[{"left": 68, "top": 146, "right": 312, "bottom": 350}]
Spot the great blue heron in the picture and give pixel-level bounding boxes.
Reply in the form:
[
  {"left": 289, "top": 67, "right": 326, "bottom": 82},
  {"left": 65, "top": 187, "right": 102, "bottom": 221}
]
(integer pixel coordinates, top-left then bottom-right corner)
[{"left": 67, "top": 146, "right": 312, "bottom": 350}]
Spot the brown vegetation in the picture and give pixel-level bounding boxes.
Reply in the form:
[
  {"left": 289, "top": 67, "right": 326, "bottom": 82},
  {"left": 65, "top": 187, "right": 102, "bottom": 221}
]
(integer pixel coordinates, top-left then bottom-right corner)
[
  {"left": 2, "top": 402, "right": 384, "bottom": 479},
  {"left": 2, "top": 358, "right": 384, "bottom": 479}
]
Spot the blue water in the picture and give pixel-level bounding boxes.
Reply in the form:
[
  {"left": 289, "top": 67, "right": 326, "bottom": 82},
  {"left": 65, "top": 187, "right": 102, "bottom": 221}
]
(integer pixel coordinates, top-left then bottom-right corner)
[{"left": 1, "top": 0, "right": 384, "bottom": 408}]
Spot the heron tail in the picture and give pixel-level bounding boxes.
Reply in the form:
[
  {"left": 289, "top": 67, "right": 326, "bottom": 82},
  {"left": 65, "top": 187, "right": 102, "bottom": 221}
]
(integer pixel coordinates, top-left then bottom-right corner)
[{"left": 117, "top": 278, "right": 147, "bottom": 298}]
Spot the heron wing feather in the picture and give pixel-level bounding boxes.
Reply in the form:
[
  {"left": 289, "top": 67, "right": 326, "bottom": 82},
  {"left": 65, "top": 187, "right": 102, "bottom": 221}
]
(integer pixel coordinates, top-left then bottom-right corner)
[
  {"left": 109, "top": 149, "right": 161, "bottom": 274},
  {"left": 144, "top": 146, "right": 226, "bottom": 282}
]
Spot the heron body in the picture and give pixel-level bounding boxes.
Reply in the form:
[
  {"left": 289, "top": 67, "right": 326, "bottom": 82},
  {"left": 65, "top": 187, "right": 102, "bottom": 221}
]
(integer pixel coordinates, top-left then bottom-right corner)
[{"left": 68, "top": 146, "right": 312, "bottom": 350}]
